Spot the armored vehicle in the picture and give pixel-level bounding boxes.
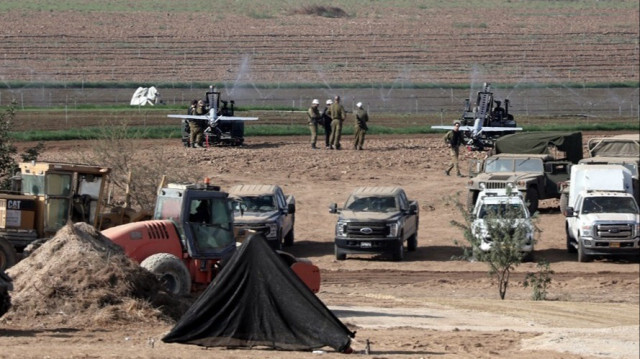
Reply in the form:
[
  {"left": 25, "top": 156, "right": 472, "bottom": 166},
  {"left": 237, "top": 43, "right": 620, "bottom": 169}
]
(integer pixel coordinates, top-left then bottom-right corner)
[
  {"left": 467, "top": 132, "right": 583, "bottom": 214},
  {"left": 329, "top": 187, "right": 419, "bottom": 261}
]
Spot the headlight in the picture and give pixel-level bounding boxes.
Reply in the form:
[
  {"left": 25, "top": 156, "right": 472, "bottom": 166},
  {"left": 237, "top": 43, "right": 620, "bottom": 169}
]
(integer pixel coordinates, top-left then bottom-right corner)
[
  {"left": 266, "top": 222, "right": 278, "bottom": 238},
  {"left": 336, "top": 221, "right": 348, "bottom": 237},
  {"left": 581, "top": 224, "right": 593, "bottom": 237},
  {"left": 479, "top": 182, "right": 486, "bottom": 190},
  {"left": 387, "top": 221, "right": 401, "bottom": 237}
]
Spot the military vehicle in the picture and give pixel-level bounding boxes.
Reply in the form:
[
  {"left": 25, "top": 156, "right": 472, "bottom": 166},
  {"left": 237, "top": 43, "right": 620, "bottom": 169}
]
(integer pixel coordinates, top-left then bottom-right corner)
[
  {"left": 329, "top": 187, "right": 419, "bottom": 261},
  {"left": 467, "top": 132, "right": 583, "bottom": 214},
  {"left": 169, "top": 86, "right": 258, "bottom": 147},
  {"left": 432, "top": 83, "right": 522, "bottom": 151}
]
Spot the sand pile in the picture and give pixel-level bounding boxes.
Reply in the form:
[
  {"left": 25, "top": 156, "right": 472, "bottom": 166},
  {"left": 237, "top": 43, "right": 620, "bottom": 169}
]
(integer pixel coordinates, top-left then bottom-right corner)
[{"left": 2, "top": 223, "right": 189, "bottom": 328}]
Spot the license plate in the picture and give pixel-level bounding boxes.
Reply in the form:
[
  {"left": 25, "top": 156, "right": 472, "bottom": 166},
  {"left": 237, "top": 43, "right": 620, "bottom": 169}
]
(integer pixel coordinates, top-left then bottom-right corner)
[
  {"left": 360, "top": 242, "right": 372, "bottom": 248},
  {"left": 610, "top": 242, "right": 620, "bottom": 248}
]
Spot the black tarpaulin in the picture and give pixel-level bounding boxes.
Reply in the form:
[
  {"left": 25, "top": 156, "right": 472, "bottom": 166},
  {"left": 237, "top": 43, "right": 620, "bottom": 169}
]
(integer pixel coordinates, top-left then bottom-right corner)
[
  {"left": 162, "top": 236, "right": 354, "bottom": 352},
  {"left": 494, "top": 131, "right": 583, "bottom": 163}
]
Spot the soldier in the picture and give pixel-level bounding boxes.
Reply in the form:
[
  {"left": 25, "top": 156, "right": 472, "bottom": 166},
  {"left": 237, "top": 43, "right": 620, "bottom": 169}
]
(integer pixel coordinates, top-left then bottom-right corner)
[
  {"left": 492, "top": 100, "right": 506, "bottom": 124},
  {"left": 307, "top": 99, "right": 322, "bottom": 149},
  {"left": 329, "top": 95, "right": 346, "bottom": 150},
  {"left": 189, "top": 99, "right": 205, "bottom": 148},
  {"left": 444, "top": 121, "right": 464, "bottom": 177},
  {"left": 322, "top": 99, "right": 333, "bottom": 148},
  {"left": 353, "top": 102, "right": 368, "bottom": 150}
]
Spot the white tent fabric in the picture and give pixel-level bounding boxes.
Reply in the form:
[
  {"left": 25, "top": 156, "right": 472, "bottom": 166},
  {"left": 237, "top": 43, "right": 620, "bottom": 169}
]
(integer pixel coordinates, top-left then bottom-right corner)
[{"left": 130, "top": 86, "right": 160, "bottom": 106}]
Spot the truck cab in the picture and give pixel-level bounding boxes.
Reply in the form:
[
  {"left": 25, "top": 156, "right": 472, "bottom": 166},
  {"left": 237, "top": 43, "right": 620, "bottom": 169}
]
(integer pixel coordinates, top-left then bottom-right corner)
[{"left": 565, "top": 164, "right": 640, "bottom": 262}]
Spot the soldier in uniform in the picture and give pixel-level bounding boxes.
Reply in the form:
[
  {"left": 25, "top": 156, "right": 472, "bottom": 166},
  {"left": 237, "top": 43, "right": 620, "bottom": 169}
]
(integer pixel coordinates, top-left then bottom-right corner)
[
  {"left": 189, "top": 99, "right": 206, "bottom": 148},
  {"left": 329, "top": 95, "right": 346, "bottom": 150},
  {"left": 307, "top": 99, "right": 321, "bottom": 149},
  {"left": 444, "top": 121, "right": 464, "bottom": 177},
  {"left": 353, "top": 102, "right": 368, "bottom": 150},
  {"left": 322, "top": 99, "right": 333, "bottom": 148}
]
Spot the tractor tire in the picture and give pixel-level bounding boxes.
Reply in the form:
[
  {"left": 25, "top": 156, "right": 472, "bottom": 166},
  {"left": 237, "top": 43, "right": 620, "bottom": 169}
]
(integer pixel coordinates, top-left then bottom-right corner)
[
  {"left": 525, "top": 187, "right": 539, "bottom": 214},
  {"left": 407, "top": 233, "right": 418, "bottom": 252},
  {"left": 140, "top": 253, "right": 191, "bottom": 296},
  {"left": 334, "top": 245, "right": 346, "bottom": 261},
  {"left": 0, "top": 239, "right": 17, "bottom": 272}
]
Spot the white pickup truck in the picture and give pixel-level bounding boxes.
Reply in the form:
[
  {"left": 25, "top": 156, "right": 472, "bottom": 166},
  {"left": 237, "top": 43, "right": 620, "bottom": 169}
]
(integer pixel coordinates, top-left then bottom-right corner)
[{"left": 564, "top": 164, "right": 640, "bottom": 262}]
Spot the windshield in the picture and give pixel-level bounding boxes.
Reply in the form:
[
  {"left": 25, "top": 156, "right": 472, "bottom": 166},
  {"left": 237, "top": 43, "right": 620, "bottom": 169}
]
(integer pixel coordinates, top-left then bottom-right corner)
[
  {"left": 478, "top": 203, "right": 527, "bottom": 219},
  {"left": 234, "top": 195, "right": 276, "bottom": 212},
  {"left": 344, "top": 195, "right": 398, "bottom": 212},
  {"left": 485, "top": 158, "right": 544, "bottom": 173},
  {"left": 581, "top": 197, "right": 640, "bottom": 214}
]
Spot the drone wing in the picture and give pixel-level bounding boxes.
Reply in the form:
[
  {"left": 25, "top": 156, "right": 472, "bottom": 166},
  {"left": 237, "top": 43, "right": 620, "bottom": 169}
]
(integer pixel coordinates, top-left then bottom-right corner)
[
  {"left": 431, "top": 125, "right": 522, "bottom": 132},
  {"left": 167, "top": 114, "right": 210, "bottom": 120},
  {"left": 431, "top": 125, "right": 475, "bottom": 131},
  {"left": 216, "top": 116, "right": 259, "bottom": 121}
]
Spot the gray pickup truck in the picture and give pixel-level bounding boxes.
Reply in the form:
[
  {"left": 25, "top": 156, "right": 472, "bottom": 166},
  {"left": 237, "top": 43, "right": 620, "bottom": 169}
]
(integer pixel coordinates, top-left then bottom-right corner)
[
  {"left": 329, "top": 186, "right": 419, "bottom": 261},
  {"left": 229, "top": 184, "right": 295, "bottom": 250}
]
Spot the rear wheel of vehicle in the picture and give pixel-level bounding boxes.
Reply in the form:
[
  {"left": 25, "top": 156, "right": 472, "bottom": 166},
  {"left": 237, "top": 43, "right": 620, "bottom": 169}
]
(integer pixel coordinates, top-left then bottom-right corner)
[
  {"left": 392, "top": 241, "right": 404, "bottom": 261},
  {"left": 525, "top": 187, "right": 539, "bottom": 214},
  {"left": 566, "top": 225, "right": 577, "bottom": 253},
  {"left": 0, "top": 239, "right": 17, "bottom": 272},
  {"left": 559, "top": 192, "right": 569, "bottom": 215},
  {"left": 523, "top": 251, "right": 534, "bottom": 263},
  {"left": 577, "top": 239, "right": 591, "bottom": 263},
  {"left": 466, "top": 190, "right": 479, "bottom": 213},
  {"left": 141, "top": 253, "right": 191, "bottom": 296},
  {"left": 407, "top": 234, "right": 418, "bottom": 252},
  {"left": 334, "top": 245, "right": 346, "bottom": 261}
]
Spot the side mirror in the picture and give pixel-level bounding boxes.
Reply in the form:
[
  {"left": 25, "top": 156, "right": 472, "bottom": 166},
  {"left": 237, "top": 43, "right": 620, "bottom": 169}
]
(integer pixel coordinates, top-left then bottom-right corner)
[
  {"left": 329, "top": 203, "right": 338, "bottom": 214},
  {"left": 287, "top": 203, "right": 296, "bottom": 214},
  {"left": 565, "top": 207, "right": 575, "bottom": 217},
  {"left": 408, "top": 202, "right": 418, "bottom": 214}
]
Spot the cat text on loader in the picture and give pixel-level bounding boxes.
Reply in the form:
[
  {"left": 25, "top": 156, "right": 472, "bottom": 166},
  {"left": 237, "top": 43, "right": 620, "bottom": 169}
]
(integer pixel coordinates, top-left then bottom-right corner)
[
  {"left": 0, "top": 162, "right": 112, "bottom": 271},
  {"left": 101, "top": 179, "right": 320, "bottom": 295}
]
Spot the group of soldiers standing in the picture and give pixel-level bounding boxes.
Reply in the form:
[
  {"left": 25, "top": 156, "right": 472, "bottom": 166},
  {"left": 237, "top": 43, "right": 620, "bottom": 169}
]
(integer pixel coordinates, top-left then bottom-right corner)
[{"left": 307, "top": 95, "right": 369, "bottom": 150}]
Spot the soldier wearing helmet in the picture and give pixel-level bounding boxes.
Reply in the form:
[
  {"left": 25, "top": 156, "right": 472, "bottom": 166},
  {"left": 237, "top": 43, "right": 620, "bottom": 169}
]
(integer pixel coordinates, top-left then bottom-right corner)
[
  {"left": 307, "top": 99, "right": 322, "bottom": 149},
  {"left": 353, "top": 102, "right": 368, "bottom": 150},
  {"left": 321, "top": 99, "right": 333, "bottom": 148},
  {"left": 329, "top": 95, "right": 346, "bottom": 150}
]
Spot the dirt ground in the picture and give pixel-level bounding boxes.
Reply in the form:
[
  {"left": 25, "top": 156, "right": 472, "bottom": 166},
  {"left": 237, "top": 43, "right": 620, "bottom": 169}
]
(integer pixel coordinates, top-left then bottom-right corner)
[{"left": 1, "top": 132, "right": 638, "bottom": 359}]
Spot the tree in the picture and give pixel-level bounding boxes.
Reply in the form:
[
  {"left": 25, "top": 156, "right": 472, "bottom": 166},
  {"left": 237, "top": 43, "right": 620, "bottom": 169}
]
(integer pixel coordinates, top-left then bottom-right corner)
[{"left": 450, "top": 190, "right": 540, "bottom": 300}]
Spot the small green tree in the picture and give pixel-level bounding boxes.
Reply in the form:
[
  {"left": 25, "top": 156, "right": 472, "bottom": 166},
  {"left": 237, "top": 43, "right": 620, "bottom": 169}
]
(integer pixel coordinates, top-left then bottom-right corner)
[
  {"left": 450, "top": 191, "right": 539, "bottom": 300},
  {"left": 523, "top": 259, "right": 554, "bottom": 301}
]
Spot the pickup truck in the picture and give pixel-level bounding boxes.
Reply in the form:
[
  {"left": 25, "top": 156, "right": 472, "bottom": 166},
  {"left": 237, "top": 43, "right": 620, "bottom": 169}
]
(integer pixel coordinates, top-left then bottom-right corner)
[
  {"left": 565, "top": 164, "right": 640, "bottom": 262},
  {"left": 471, "top": 189, "right": 535, "bottom": 261},
  {"left": 329, "top": 186, "right": 419, "bottom": 261},
  {"left": 228, "top": 184, "right": 295, "bottom": 250}
]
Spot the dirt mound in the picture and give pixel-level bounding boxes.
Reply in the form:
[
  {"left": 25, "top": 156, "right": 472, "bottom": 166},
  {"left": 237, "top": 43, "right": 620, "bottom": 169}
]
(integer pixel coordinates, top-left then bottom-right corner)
[{"left": 2, "top": 223, "right": 189, "bottom": 328}]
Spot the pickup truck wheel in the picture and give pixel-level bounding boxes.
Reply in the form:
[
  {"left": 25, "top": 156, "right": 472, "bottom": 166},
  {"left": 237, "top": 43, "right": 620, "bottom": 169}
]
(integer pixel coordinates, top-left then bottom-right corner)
[
  {"left": 0, "top": 239, "right": 17, "bottom": 272},
  {"left": 577, "top": 240, "right": 591, "bottom": 263},
  {"left": 566, "top": 226, "right": 577, "bottom": 253},
  {"left": 392, "top": 241, "right": 404, "bottom": 261},
  {"left": 334, "top": 245, "right": 346, "bottom": 260},
  {"left": 525, "top": 187, "right": 539, "bottom": 214},
  {"left": 407, "top": 234, "right": 418, "bottom": 252},
  {"left": 141, "top": 253, "right": 191, "bottom": 296},
  {"left": 559, "top": 193, "right": 569, "bottom": 215},
  {"left": 284, "top": 227, "right": 294, "bottom": 247}
]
